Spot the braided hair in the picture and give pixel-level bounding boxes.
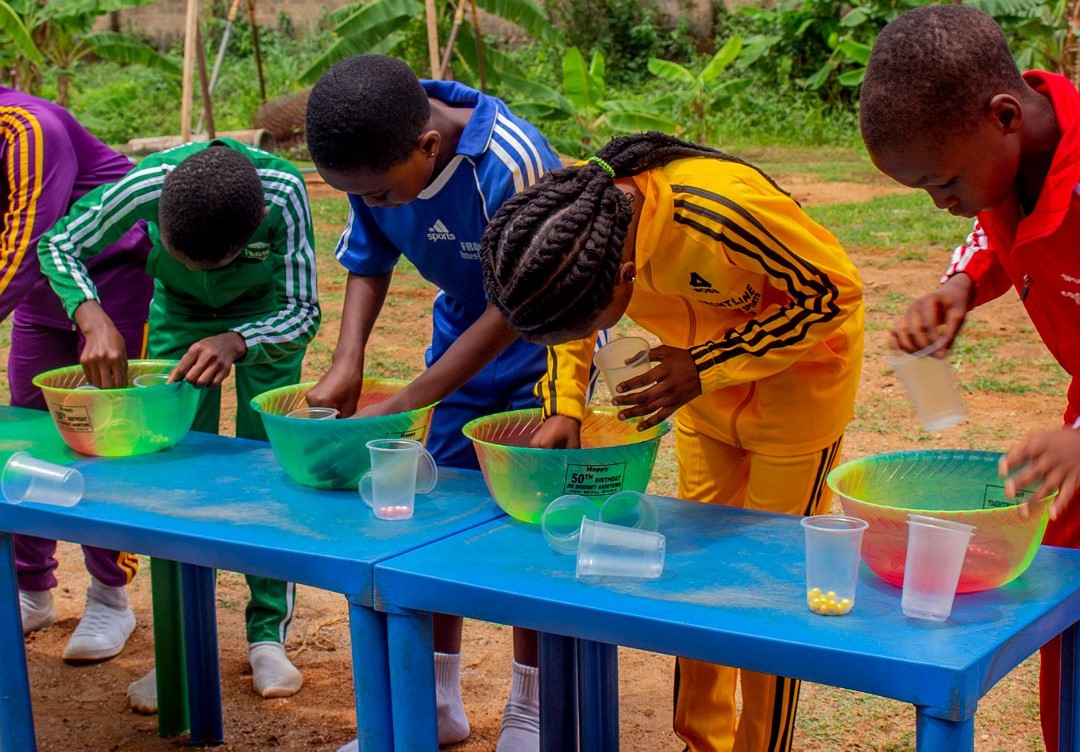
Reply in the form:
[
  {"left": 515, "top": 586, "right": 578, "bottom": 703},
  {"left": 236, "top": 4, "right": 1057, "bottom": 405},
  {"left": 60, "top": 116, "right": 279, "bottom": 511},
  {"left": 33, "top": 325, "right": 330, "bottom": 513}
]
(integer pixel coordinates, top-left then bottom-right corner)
[{"left": 480, "top": 132, "right": 787, "bottom": 339}]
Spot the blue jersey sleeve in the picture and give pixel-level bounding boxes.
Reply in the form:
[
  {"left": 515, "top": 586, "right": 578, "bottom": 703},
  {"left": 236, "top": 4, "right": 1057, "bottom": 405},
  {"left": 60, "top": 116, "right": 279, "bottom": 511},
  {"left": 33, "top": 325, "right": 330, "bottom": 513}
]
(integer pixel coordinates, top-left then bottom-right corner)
[{"left": 334, "top": 195, "right": 401, "bottom": 276}]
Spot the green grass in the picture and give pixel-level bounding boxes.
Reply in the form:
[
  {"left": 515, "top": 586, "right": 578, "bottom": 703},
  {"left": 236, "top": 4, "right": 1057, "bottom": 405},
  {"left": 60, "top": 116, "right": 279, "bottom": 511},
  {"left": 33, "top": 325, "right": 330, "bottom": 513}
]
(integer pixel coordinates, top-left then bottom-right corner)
[{"left": 807, "top": 193, "right": 973, "bottom": 254}]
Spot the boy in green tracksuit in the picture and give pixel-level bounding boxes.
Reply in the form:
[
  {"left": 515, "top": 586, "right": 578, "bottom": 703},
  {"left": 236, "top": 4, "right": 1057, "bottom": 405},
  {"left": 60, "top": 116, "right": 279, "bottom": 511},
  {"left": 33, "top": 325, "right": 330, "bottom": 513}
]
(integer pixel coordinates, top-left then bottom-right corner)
[{"left": 38, "top": 139, "right": 320, "bottom": 711}]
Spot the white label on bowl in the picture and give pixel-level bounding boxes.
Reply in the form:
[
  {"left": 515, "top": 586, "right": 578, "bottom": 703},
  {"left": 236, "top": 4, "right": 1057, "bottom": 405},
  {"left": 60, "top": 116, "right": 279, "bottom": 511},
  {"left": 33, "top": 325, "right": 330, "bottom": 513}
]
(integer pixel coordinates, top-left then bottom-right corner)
[
  {"left": 982, "top": 483, "right": 1028, "bottom": 509},
  {"left": 386, "top": 426, "right": 426, "bottom": 440},
  {"left": 51, "top": 404, "right": 94, "bottom": 433},
  {"left": 564, "top": 462, "right": 627, "bottom": 496}
]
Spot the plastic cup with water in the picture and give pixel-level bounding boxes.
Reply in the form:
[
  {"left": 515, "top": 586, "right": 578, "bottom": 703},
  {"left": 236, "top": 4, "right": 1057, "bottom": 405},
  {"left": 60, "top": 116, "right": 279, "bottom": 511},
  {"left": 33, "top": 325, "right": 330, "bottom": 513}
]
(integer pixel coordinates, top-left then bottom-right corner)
[
  {"left": 541, "top": 494, "right": 601, "bottom": 554},
  {"left": 593, "top": 337, "right": 652, "bottom": 396},
  {"left": 132, "top": 373, "right": 171, "bottom": 388},
  {"left": 1, "top": 451, "right": 84, "bottom": 507},
  {"left": 600, "top": 490, "right": 659, "bottom": 532},
  {"left": 801, "top": 515, "right": 869, "bottom": 616},
  {"left": 885, "top": 339, "right": 965, "bottom": 431},
  {"left": 359, "top": 439, "right": 438, "bottom": 520},
  {"left": 575, "top": 518, "right": 666, "bottom": 579},
  {"left": 901, "top": 513, "right": 975, "bottom": 621}
]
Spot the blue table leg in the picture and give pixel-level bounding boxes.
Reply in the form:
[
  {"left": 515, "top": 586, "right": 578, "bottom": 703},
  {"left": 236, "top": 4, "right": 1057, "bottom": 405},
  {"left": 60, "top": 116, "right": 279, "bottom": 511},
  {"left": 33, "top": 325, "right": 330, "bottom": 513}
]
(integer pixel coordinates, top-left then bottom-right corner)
[
  {"left": 0, "top": 532, "right": 37, "bottom": 752},
  {"left": 578, "top": 640, "right": 619, "bottom": 752},
  {"left": 384, "top": 606, "right": 437, "bottom": 751},
  {"left": 1061, "top": 622, "right": 1080, "bottom": 752},
  {"left": 347, "top": 597, "right": 394, "bottom": 752},
  {"left": 180, "top": 563, "right": 223, "bottom": 745},
  {"left": 538, "top": 632, "right": 579, "bottom": 752},
  {"left": 915, "top": 709, "right": 973, "bottom": 752}
]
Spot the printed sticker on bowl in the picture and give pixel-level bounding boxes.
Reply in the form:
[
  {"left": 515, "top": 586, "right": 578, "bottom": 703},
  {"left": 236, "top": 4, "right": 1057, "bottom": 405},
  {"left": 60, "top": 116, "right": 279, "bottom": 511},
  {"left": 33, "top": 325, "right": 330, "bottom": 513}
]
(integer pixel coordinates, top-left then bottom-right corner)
[{"left": 564, "top": 462, "right": 627, "bottom": 496}]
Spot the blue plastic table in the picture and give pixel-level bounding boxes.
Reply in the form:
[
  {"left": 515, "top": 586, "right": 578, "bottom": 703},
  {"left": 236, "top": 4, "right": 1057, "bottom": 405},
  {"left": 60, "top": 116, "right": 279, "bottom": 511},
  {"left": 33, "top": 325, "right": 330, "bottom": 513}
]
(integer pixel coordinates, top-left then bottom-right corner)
[
  {"left": 375, "top": 494, "right": 1080, "bottom": 752},
  {"left": 0, "top": 406, "right": 505, "bottom": 752}
]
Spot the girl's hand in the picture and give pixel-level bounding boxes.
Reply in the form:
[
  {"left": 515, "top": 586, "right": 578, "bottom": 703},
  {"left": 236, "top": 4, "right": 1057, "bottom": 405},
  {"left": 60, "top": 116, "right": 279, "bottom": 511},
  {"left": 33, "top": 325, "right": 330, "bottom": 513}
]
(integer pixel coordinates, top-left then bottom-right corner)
[
  {"left": 171, "top": 332, "right": 247, "bottom": 389},
  {"left": 530, "top": 414, "right": 581, "bottom": 449},
  {"left": 1000, "top": 427, "right": 1080, "bottom": 521},
  {"left": 612, "top": 345, "right": 701, "bottom": 430}
]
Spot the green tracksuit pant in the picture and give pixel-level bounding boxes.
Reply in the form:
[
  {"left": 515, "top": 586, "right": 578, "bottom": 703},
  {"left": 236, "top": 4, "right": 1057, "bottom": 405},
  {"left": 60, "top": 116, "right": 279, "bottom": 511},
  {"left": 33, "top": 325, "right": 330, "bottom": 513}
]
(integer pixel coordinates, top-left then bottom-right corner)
[{"left": 149, "top": 300, "right": 304, "bottom": 644}]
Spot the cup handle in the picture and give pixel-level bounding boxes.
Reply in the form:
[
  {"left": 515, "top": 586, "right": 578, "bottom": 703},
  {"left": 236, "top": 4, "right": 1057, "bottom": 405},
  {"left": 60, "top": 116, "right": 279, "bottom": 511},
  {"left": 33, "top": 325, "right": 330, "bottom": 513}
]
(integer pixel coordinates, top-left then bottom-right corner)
[
  {"left": 358, "top": 472, "right": 374, "bottom": 508},
  {"left": 416, "top": 448, "right": 438, "bottom": 494}
]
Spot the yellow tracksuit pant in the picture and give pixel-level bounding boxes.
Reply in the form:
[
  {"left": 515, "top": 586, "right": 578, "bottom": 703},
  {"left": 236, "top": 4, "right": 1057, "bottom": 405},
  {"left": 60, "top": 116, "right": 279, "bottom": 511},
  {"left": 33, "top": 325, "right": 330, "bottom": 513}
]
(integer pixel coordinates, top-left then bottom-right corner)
[{"left": 672, "top": 420, "right": 845, "bottom": 752}]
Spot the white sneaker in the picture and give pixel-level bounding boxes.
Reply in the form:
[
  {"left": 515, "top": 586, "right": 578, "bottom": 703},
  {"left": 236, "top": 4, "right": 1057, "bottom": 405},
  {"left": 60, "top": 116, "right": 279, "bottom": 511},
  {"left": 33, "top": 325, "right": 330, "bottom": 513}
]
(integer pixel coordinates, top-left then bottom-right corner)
[
  {"left": 337, "top": 741, "right": 358, "bottom": 752},
  {"left": 19, "top": 589, "right": 57, "bottom": 634},
  {"left": 127, "top": 668, "right": 157, "bottom": 714},
  {"left": 249, "top": 642, "right": 303, "bottom": 698},
  {"left": 62, "top": 584, "right": 136, "bottom": 662}
]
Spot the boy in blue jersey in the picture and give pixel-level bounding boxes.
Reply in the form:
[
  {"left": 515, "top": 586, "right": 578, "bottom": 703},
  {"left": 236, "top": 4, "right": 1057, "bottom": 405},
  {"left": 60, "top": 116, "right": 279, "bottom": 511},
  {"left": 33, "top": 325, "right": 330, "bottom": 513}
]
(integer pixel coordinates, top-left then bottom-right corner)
[{"left": 305, "top": 55, "right": 568, "bottom": 751}]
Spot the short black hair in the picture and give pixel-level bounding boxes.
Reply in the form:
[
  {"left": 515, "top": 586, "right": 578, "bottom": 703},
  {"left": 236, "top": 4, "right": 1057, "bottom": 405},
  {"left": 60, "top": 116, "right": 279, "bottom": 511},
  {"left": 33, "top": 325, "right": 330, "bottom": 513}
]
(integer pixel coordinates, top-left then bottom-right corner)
[
  {"left": 305, "top": 55, "right": 430, "bottom": 173},
  {"left": 860, "top": 5, "right": 1025, "bottom": 156},
  {"left": 159, "top": 145, "right": 265, "bottom": 263}
]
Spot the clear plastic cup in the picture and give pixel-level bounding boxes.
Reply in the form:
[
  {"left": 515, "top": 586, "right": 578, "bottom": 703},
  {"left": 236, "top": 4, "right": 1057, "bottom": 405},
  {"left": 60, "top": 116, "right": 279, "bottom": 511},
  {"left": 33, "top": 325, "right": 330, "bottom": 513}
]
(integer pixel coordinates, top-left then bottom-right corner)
[
  {"left": 901, "top": 514, "right": 975, "bottom": 621},
  {"left": 575, "top": 518, "right": 666, "bottom": 579},
  {"left": 885, "top": 340, "right": 965, "bottom": 431},
  {"left": 286, "top": 407, "right": 340, "bottom": 420},
  {"left": 593, "top": 337, "right": 652, "bottom": 396},
  {"left": 132, "top": 373, "right": 171, "bottom": 388},
  {"left": 541, "top": 494, "right": 601, "bottom": 554},
  {"left": 801, "top": 515, "right": 869, "bottom": 616},
  {"left": 600, "top": 490, "right": 659, "bottom": 532},
  {"left": 359, "top": 439, "right": 438, "bottom": 520},
  {"left": 1, "top": 451, "right": 84, "bottom": 507}
]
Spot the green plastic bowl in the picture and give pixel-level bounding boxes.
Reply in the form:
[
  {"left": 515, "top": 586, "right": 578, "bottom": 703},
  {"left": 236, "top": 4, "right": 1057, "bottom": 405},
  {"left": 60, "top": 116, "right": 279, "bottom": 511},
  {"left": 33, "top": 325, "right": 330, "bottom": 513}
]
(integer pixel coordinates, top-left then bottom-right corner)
[
  {"left": 32, "top": 360, "right": 199, "bottom": 457},
  {"left": 251, "top": 379, "right": 435, "bottom": 489},
  {"left": 827, "top": 450, "right": 1055, "bottom": 593},
  {"left": 463, "top": 408, "right": 670, "bottom": 524}
]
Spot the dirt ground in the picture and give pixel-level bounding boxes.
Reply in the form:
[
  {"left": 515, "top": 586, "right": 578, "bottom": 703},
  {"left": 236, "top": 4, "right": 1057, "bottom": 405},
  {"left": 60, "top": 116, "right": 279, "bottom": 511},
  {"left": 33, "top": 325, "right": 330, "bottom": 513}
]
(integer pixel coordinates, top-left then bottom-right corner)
[{"left": 15, "top": 172, "right": 1058, "bottom": 751}]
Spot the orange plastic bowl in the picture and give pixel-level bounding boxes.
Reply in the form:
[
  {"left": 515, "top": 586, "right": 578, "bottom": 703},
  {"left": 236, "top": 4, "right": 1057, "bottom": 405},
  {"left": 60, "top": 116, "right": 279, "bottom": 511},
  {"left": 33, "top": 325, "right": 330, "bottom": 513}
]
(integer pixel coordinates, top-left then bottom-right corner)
[
  {"left": 463, "top": 408, "right": 670, "bottom": 524},
  {"left": 827, "top": 450, "right": 1054, "bottom": 593},
  {"left": 251, "top": 379, "right": 435, "bottom": 490}
]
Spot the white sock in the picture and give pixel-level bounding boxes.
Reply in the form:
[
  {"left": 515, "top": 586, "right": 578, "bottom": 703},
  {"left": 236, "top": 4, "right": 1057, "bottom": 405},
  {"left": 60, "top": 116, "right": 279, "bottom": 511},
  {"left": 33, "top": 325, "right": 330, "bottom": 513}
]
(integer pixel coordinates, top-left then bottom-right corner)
[
  {"left": 249, "top": 642, "right": 303, "bottom": 698},
  {"left": 496, "top": 661, "right": 539, "bottom": 752},
  {"left": 434, "top": 651, "right": 470, "bottom": 744},
  {"left": 87, "top": 577, "right": 129, "bottom": 609}
]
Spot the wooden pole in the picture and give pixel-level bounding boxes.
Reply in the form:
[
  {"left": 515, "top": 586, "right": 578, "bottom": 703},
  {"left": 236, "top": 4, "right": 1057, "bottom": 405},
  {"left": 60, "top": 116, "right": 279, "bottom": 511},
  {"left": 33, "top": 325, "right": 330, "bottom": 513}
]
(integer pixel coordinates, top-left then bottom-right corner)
[
  {"left": 424, "top": 0, "right": 441, "bottom": 79},
  {"left": 180, "top": 0, "right": 200, "bottom": 142},
  {"left": 438, "top": 0, "right": 467, "bottom": 79},
  {"left": 246, "top": 0, "right": 267, "bottom": 103},
  {"left": 468, "top": 0, "right": 486, "bottom": 91},
  {"left": 195, "top": 27, "right": 216, "bottom": 139}
]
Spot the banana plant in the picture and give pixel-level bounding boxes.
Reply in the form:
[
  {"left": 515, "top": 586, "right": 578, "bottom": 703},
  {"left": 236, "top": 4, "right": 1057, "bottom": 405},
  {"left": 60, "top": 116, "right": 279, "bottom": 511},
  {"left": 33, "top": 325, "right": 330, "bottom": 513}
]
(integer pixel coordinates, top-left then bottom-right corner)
[
  {"left": 503, "top": 47, "right": 678, "bottom": 157},
  {"left": 647, "top": 35, "right": 750, "bottom": 144},
  {"left": 298, "top": 0, "right": 562, "bottom": 88},
  {"left": 0, "top": 0, "right": 181, "bottom": 106}
]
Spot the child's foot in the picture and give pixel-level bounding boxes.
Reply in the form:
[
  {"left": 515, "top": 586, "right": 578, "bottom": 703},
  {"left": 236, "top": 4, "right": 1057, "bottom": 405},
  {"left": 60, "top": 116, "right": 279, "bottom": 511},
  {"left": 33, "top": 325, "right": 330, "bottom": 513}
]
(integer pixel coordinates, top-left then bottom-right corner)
[
  {"left": 336, "top": 740, "right": 358, "bottom": 752},
  {"left": 62, "top": 580, "right": 136, "bottom": 661},
  {"left": 249, "top": 642, "right": 303, "bottom": 698},
  {"left": 19, "top": 589, "right": 57, "bottom": 634},
  {"left": 127, "top": 668, "right": 157, "bottom": 714},
  {"left": 495, "top": 661, "right": 539, "bottom": 752},
  {"left": 435, "top": 651, "right": 470, "bottom": 744}
]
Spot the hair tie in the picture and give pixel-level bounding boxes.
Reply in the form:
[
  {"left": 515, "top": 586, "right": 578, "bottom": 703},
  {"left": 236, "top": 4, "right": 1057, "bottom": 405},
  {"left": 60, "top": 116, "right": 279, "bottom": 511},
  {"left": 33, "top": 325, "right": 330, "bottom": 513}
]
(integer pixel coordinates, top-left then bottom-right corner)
[{"left": 587, "top": 155, "right": 615, "bottom": 179}]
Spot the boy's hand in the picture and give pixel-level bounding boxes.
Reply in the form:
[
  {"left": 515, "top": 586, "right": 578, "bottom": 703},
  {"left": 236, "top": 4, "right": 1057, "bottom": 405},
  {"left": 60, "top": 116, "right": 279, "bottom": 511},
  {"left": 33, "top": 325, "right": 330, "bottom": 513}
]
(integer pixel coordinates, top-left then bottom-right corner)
[
  {"left": 306, "top": 361, "right": 363, "bottom": 417},
  {"left": 612, "top": 345, "right": 701, "bottom": 431},
  {"left": 890, "top": 273, "right": 973, "bottom": 355},
  {"left": 356, "top": 391, "right": 409, "bottom": 418},
  {"left": 73, "top": 300, "right": 128, "bottom": 388},
  {"left": 1000, "top": 428, "right": 1080, "bottom": 521},
  {"left": 171, "top": 332, "right": 247, "bottom": 388},
  {"left": 531, "top": 415, "right": 582, "bottom": 449}
]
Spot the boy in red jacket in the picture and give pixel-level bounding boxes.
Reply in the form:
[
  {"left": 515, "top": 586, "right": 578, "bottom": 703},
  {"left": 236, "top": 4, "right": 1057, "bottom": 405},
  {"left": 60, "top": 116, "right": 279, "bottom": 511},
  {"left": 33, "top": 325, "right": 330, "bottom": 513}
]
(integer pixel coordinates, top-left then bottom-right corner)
[{"left": 861, "top": 7, "right": 1080, "bottom": 750}]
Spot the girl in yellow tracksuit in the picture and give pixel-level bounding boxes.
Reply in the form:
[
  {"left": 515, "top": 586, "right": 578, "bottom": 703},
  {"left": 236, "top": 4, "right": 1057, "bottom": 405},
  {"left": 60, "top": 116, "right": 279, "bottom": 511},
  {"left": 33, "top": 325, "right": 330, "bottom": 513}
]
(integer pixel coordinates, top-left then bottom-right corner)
[{"left": 480, "top": 132, "right": 864, "bottom": 752}]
